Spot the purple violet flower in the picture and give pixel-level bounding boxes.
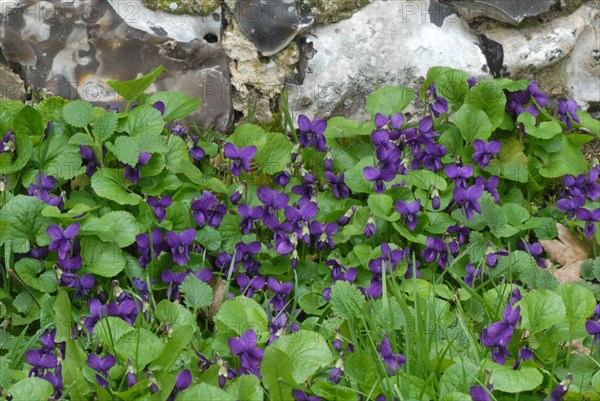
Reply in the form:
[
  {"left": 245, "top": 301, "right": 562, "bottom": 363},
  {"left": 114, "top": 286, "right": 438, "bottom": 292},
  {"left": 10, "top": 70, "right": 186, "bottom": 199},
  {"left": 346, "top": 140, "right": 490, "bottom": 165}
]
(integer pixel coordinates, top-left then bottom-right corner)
[
  {"left": 585, "top": 304, "right": 600, "bottom": 345},
  {"left": 147, "top": 196, "right": 172, "bottom": 222},
  {"left": 79, "top": 145, "right": 99, "bottom": 177},
  {"left": 165, "top": 228, "right": 196, "bottom": 266},
  {"left": 228, "top": 329, "right": 264, "bottom": 377},
  {"left": 284, "top": 201, "right": 318, "bottom": 245},
  {"left": 224, "top": 142, "right": 256, "bottom": 176},
  {"left": 239, "top": 203, "right": 263, "bottom": 235},
  {"left": 166, "top": 369, "right": 192, "bottom": 401},
  {"left": 453, "top": 184, "right": 484, "bottom": 220},
  {"left": 575, "top": 207, "right": 600, "bottom": 238},
  {"left": 470, "top": 385, "right": 492, "bottom": 401},
  {"left": 297, "top": 115, "right": 327, "bottom": 152},
  {"left": 88, "top": 353, "right": 116, "bottom": 388},
  {"left": 396, "top": 199, "right": 421, "bottom": 231},
  {"left": 363, "top": 166, "right": 395, "bottom": 194},
  {"left": 1, "top": 130, "right": 16, "bottom": 153},
  {"left": 185, "top": 134, "right": 206, "bottom": 161},
  {"left": 257, "top": 186, "right": 289, "bottom": 230},
  {"left": 267, "top": 277, "right": 293, "bottom": 312},
  {"left": 557, "top": 99, "right": 580, "bottom": 130},
  {"left": 124, "top": 152, "right": 152, "bottom": 184},
  {"left": 378, "top": 335, "right": 406, "bottom": 375},
  {"left": 472, "top": 140, "right": 501, "bottom": 169},
  {"left": 543, "top": 374, "right": 572, "bottom": 401},
  {"left": 48, "top": 223, "right": 80, "bottom": 260},
  {"left": 326, "top": 171, "right": 350, "bottom": 199}
]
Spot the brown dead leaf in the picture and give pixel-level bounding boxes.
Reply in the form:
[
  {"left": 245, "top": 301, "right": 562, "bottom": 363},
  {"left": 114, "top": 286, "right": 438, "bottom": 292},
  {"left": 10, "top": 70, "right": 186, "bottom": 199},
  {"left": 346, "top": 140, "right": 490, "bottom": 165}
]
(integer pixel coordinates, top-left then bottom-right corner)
[
  {"left": 539, "top": 223, "right": 590, "bottom": 283},
  {"left": 209, "top": 277, "right": 227, "bottom": 319}
]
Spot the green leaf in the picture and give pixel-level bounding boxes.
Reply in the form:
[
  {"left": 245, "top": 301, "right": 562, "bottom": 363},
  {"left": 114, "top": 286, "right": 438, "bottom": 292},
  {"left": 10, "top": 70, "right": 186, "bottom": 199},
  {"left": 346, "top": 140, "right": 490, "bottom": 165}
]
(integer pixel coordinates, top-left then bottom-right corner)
[
  {"left": 179, "top": 383, "right": 236, "bottom": 401},
  {"left": 464, "top": 81, "right": 506, "bottom": 129},
  {"left": 115, "top": 328, "right": 164, "bottom": 370},
  {"left": 34, "top": 133, "right": 85, "bottom": 180},
  {"left": 557, "top": 284, "right": 597, "bottom": 330},
  {"left": 180, "top": 275, "right": 213, "bottom": 309},
  {"left": 80, "top": 211, "right": 140, "bottom": 247},
  {"left": 107, "top": 65, "right": 164, "bottom": 102},
  {"left": 439, "top": 360, "right": 479, "bottom": 394},
  {"left": 494, "top": 78, "right": 530, "bottom": 91},
  {"left": 106, "top": 136, "right": 140, "bottom": 167},
  {"left": 215, "top": 296, "right": 269, "bottom": 342},
  {"left": 487, "top": 363, "right": 543, "bottom": 393},
  {"left": 538, "top": 136, "right": 587, "bottom": 178},
  {"left": 196, "top": 226, "right": 222, "bottom": 252},
  {"left": 94, "top": 317, "right": 135, "bottom": 349},
  {"left": 344, "top": 156, "right": 376, "bottom": 194},
  {"left": 344, "top": 350, "right": 378, "bottom": 393},
  {"left": 368, "top": 194, "right": 395, "bottom": 220},
  {"left": 425, "top": 212, "right": 456, "bottom": 234},
  {"left": 311, "top": 382, "right": 358, "bottom": 401},
  {"left": 270, "top": 330, "right": 333, "bottom": 383},
  {"left": 435, "top": 69, "right": 470, "bottom": 106},
  {"left": 91, "top": 168, "right": 142, "bottom": 205},
  {"left": 53, "top": 291, "right": 72, "bottom": 342},
  {"left": 93, "top": 110, "right": 118, "bottom": 141},
  {"left": 519, "top": 289, "right": 566, "bottom": 334},
  {"left": 8, "top": 377, "right": 54, "bottom": 401},
  {"left": 148, "top": 91, "right": 201, "bottom": 121},
  {"left": 62, "top": 100, "right": 94, "bottom": 128},
  {"left": 454, "top": 104, "right": 493, "bottom": 142},
  {"left": 225, "top": 375, "right": 263, "bottom": 401},
  {"left": 13, "top": 105, "right": 44, "bottom": 136},
  {"left": 155, "top": 300, "right": 197, "bottom": 332},
  {"left": 149, "top": 325, "right": 194, "bottom": 371},
  {"left": 488, "top": 138, "right": 528, "bottom": 183},
  {"left": 479, "top": 193, "right": 519, "bottom": 238},
  {"left": 256, "top": 132, "right": 292, "bottom": 175},
  {"left": 581, "top": 257, "right": 600, "bottom": 281},
  {"left": 81, "top": 237, "right": 126, "bottom": 277},
  {"left": 121, "top": 104, "right": 164, "bottom": 138},
  {"left": 0, "top": 133, "right": 33, "bottom": 175},
  {"left": 330, "top": 281, "right": 366, "bottom": 321},
  {"left": 228, "top": 123, "right": 267, "bottom": 151},
  {"left": 420, "top": 66, "right": 453, "bottom": 98},
  {"left": 517, "top": 112, "right": 562, "bottom": 139},
  {"left": 13, "top": 258, "right": 57, "bottom": 293},
  {"left": 0, "top": 195, "right": 56, "bottom": 253},
  {"left": 324, "top": 117, "right": 373, "bottom": 139},
  {"left": 366, "top": 86, "right": 415, "bottom": 117},
  {"left": 260, "top": 347, "right": 295, "bottom": 401},
  {"left": 69, "top": 132, "right": 94, "bottom": 146},
  {"left": 406, "top": 169, "right": 448, "bottom": 191},
  {"left": 533, "top": 217, "right": 557, "bottom": 240},
  {"left": 575, "top": 110, "right": 600, "bottom": 136}
]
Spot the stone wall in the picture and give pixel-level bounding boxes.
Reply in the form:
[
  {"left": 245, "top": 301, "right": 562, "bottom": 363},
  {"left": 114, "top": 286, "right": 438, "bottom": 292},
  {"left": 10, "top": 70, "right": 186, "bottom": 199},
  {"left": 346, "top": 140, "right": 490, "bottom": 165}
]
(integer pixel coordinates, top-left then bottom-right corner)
[{"left": 1, "top": 0, "right": 598, "bottom": 130}]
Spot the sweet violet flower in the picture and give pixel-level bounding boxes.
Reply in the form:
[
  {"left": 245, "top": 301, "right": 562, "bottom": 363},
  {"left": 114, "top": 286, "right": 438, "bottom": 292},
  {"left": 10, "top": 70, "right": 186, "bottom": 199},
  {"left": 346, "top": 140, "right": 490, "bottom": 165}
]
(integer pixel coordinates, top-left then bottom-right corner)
[
  {"left": 585, "top": 304, "right": 600, "bottom": 345},
  {"left": 575, "top": 207, "right": 600, "bottom": 238},
  {"left": 257, "top": 186, "right": 289, "bottom": 229},
  {"left": 363, "top": 166, "right": 395, "bottom": 194},
  {"left": 147, "top": 196, "right": 172, "bottom": 222},
  {"left": 297, "top": 114, "right": 327, "bottom": 152},
  {"left": 25, "top": 349, "right": 58, "bottom": 377},
  {"left": 48, "top": 223, "right": 80, "bottom": 260},
  {"left": 166, "top": 369, "right": 192, "bottom": 401},
  {"left": 224, "top": 142, "right": 256, "bottom": 176},
  {"left": 267, "top": 277, "right": 293, "bottom": 312},
  {"left": 191, "top": 191, "right": 226, "bottom": 228},
  {"left": 284, "top": 201, "right": 318, "bottom": 245},
  {"left": 124, "top": 152, "right": 152, "bottom": 184},
  {"left": 396, "top": 199, "right": 420, "bottom": 231},
  {"left": 470, "top": 385, "right": 492, "bottom": 401},
  {"left": 239, "top": 203, "right": 263, "bottom": 235},
  {"left": 480, "top": 303, "right": 521, "bottom": 365},
  {"left": 228, "top": 329, "right": 264, "bottom": 377},
  {"left": 166, "top": 228, "right": 196, "bottom": 266},
  {"left": 88, "top": 353, "right": 116, "bottom": 388},
  {"left": 453, "top": 184, "right": 484, "bottom": 220},
  {"left": 185, "top": 134, "right": 206, "bottom": 161},
  {"left": 1, "top": 130, "right": 16, "bottom": 153},
  {"left": 472, "top": 139, "right": 501, "bottom": 169},
  {"left": 378, "top": 335, "right": 406, "bottom": 375},
  {"left": 543, "top": 374, "right": 572, "bottom": 401},
  {"left": 326, "top": 171, "right": 350, "bottom": 199},
  {"left": 557, "top": 99, "right": 580, "bottom": 130}
]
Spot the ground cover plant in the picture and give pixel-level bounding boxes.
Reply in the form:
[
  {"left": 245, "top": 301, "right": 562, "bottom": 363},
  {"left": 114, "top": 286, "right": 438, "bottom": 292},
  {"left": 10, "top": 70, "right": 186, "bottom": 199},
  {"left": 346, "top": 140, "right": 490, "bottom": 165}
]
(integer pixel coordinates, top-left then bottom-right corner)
[{"left": 0, "top": 65, "right": 599, "bottom": 401}]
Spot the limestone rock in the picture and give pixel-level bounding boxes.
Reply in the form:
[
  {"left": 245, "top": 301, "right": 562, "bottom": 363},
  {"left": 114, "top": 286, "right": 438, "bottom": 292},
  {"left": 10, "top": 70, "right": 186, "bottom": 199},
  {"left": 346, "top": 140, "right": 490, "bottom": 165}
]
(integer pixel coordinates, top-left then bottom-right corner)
[
  {"left": 0, "top": 0, "right": 232, "bottom": 130},
  {"left": 439, "top": 0, "right": 554, "bottom": 25},
  {"left": 286, "top": 0, "right": 489, "bottom": 121},
  {"left": 0, "top": 64, "right": 25, "bottom": 101},
  {"left": 298, "top": 0, "right": 369, "bottom": 24},
  {"left": 141, "top": 0, "right": 220, "bottom": 15}
]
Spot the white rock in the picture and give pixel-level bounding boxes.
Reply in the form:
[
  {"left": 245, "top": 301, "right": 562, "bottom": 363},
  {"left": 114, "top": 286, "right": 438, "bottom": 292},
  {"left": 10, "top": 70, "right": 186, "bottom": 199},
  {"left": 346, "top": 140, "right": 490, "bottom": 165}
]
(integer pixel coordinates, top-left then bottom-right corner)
[
  {"left": 482, "top": 3, "right": 600, "bottom": 75},
  {"left": 287, "top": 0, "right": 489, "bottom": 121},
  {"left": 565, "top": 20, "right": 600, "bottom": 104},
  {"left": 106, "top": 0, "right": 220, "bottom": 43}
]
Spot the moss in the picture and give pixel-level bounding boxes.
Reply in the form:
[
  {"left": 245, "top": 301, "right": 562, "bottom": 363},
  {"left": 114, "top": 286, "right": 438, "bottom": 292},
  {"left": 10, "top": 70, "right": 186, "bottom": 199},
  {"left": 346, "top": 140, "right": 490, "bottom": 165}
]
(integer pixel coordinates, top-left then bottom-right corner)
[
  {"left": 142, "top": 0, "right": 220, "bottom": 16},
  {"left": 298, "top": 0, "right": 369, "bottom": 25}
]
